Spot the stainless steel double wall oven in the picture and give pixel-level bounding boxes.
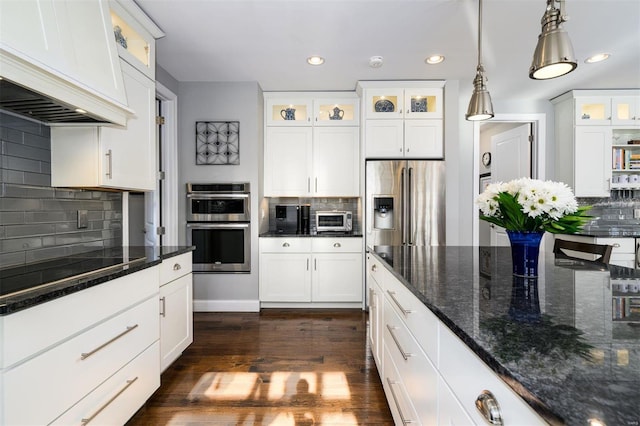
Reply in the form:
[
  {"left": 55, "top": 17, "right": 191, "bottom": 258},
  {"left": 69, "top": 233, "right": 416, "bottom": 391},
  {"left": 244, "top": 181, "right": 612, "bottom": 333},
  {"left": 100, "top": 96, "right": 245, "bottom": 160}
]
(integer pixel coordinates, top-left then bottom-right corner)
[{"left": 186, "top": 183, "right": 251, "bottom": 272}]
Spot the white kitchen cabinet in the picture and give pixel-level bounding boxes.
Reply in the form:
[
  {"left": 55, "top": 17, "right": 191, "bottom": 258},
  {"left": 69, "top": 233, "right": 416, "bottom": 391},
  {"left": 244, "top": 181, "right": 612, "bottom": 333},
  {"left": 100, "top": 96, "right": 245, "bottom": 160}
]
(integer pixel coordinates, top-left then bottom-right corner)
[
  {"left": 312, "top": 97, "right": 360, "bottom": 126},
  {"left": 259, "top": 237, "right": 363, "bottom": 306},
  {"left": 554, "top": 90, "right": 640, "bottom": 198},
  {"left": 159, "top": 252, "right": 194, "bottom": 372},
  {"left": 313, "top": 127, "right": 360, "bottom": 196},
  {"left": 51, "top": 60, "right": 156, "bottom": 191},
  {"left": 0, "top": 0, "right": 128, "bottom": 111},
  {"left": 438, "top": 376, "right": 474, "bottom": 426},
  {"left": 358, "top": 81, "right": 444, "bottom": 159},
  {"left": 264, "top": 123, "right": 359, "bottom": 197},
  {"left": 0, "top": 266, "right": 160, "bottom": 426},
  {"left": 265, "top": 93, "right": 359, "bottom": 126},
  {"left": 367, "top": 254, "right": 384, "bottom": 369}
]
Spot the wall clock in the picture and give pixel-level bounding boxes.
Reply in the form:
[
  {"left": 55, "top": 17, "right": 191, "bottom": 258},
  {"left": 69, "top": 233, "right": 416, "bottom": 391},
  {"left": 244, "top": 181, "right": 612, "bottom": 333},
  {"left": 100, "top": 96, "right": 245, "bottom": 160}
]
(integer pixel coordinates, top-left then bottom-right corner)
[{"left": 482, "top": 151, "right": 492, "bottom": 167}]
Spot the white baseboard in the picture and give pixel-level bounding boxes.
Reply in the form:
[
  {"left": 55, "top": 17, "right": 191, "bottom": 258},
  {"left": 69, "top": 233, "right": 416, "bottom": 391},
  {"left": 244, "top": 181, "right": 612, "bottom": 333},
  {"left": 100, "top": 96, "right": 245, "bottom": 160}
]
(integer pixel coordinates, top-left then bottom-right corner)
[{"left": 193, "top": 299, "right": 260, "bottom": 312}]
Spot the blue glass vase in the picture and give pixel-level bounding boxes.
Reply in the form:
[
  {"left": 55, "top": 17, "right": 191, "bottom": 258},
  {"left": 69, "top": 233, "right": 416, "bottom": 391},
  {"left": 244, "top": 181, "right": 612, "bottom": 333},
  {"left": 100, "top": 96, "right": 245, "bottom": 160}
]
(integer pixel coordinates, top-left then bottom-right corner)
[{"left": 506, "top": 230, "right": 544, "bottom": 277}]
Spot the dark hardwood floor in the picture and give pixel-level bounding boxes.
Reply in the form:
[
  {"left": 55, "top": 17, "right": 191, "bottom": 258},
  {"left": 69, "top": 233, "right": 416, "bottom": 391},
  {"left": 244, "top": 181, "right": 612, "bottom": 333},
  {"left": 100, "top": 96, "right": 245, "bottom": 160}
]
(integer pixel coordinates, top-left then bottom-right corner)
[{"left": 128, "top": 309, "right": 393, "bottom": 425}]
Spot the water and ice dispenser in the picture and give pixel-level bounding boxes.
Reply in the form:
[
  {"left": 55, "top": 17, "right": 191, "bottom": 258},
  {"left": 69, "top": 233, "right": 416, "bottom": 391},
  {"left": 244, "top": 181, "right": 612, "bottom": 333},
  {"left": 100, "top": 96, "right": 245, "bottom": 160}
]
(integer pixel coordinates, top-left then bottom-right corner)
[{"left": 373, "top": 197, "right": 394, "bottom": 229}]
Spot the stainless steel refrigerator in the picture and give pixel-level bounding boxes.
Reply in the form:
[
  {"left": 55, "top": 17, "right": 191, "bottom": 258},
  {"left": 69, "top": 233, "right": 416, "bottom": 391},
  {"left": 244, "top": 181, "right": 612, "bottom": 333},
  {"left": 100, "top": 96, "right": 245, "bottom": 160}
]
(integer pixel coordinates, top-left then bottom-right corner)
[{"left": 366, "top": 160, "right": 445, "bottom": 248}]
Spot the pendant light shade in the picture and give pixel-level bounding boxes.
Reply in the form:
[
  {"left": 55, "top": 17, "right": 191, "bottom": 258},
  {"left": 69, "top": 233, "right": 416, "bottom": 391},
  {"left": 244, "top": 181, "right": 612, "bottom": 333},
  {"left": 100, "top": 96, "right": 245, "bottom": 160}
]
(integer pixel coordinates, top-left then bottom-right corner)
[
  {"left": 529, "top": 0, "right": 577, "bottom": 80},
  {"left": 466, "top": 0, "right": 494, "bottom": 121}
]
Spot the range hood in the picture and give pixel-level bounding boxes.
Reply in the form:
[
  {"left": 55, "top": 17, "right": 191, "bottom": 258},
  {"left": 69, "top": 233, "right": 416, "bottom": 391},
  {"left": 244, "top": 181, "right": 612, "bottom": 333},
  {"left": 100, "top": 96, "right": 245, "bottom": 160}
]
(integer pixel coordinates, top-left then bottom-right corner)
[{"left": 0, "top": 0, "right": 133, "bottom": 127}]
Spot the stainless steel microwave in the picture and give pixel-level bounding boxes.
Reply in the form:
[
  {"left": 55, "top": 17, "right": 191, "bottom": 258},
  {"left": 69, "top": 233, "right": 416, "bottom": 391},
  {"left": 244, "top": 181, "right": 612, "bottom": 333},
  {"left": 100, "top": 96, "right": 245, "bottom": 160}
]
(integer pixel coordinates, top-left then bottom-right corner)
[{"left": 316, "top": 211, "right": 353, "bottom": 233}]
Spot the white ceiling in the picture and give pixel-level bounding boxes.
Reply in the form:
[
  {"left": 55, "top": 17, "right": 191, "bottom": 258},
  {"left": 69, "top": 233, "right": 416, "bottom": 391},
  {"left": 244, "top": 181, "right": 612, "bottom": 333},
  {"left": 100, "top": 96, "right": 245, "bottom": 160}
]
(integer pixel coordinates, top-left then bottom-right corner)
[{"left": 136, "top": 0, "right": 640, "bottom": 102}]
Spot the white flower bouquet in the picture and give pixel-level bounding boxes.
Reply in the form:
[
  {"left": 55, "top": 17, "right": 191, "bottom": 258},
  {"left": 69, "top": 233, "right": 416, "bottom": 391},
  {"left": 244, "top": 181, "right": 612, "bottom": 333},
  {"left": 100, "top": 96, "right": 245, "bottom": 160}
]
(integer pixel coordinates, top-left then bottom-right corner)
[{"left": 476, "top": 178, "right": 591, "bottom": 233}]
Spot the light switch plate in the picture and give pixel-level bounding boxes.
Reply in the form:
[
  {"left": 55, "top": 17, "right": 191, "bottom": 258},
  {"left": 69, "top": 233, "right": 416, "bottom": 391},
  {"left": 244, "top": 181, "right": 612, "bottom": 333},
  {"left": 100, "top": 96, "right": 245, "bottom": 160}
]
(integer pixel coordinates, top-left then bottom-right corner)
[{"left": 77, "top": 210, "right": 88, "bottom": 228}]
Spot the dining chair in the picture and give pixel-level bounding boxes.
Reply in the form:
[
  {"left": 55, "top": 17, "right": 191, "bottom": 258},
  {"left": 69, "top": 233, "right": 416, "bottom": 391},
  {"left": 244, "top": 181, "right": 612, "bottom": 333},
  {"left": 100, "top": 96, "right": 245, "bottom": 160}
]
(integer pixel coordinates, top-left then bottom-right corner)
[{"left": 553, "top": 239, "right": 613, "bottom": 264}]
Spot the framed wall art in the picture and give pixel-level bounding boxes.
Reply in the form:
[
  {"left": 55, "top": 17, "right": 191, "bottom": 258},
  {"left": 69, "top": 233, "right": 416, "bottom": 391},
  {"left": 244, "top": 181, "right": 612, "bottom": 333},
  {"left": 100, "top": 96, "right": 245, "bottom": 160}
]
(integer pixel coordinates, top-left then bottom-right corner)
[{"left": 195, "top": 121, "right": 240, "bottom": 165}]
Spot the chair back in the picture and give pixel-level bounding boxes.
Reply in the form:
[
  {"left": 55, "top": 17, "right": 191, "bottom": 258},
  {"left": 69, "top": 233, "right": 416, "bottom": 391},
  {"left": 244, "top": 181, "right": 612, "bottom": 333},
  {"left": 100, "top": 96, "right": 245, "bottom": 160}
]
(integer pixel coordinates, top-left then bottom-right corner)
[{"left": 553, "top": 239, "right": 613, "bottom": 264}]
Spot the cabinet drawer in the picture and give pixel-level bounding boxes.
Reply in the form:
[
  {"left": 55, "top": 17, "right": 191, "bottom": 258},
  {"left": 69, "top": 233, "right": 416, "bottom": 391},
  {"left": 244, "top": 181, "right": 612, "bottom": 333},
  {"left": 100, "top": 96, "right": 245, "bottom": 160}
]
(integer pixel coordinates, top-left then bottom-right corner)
[
  {"left": 52, "top": 341, "right": 160, "bottom": 425},
  {"left": 438, "top": 324, "right": 545, "bottom": 425},
  {"left": 2, "top": 265, "right": 159, "bottom": 368},
  {"left": 311, "top": 237, "right": 362, "bottom": 253},
  {"left": 260, "top": 237, "right": 312, "bottom": 253},
  {"left": 384, "top": 302, "right": 438, "bottom": 425},
  {"left": 385, "top": 275, "right": 439, "bottom": 363},
  {"left": 3, "top": 296, "right": 159, "bottom": 426},
  {"left": 595, "top": 237, "right": 635, "bottom": 254},
  {"left": 383, "top": 344, "right": 420, "bottom": 426},
  {"left": 367, "top": 254, "right": 384, "bottom": 288},
  {"left": 160, "top": 252, "right": 193, "bottom": 284}
]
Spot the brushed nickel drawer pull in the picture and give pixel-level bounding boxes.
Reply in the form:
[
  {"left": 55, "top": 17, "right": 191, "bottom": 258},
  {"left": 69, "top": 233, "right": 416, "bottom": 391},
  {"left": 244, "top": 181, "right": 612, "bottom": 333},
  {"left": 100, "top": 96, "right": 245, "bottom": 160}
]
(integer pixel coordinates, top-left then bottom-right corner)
[
  {"left": 81, "top": 377, "right": 138, "bottom": 425},
  {"left": 386, "top": 378, "right": 414, "bottom": 424},
  {"left": 333, "top": 242, "right": 341, "bottom": 248},
  {"left": 105, "top": 149, "right": 113, "bottom": 179},
  {"left": 173, "top": 263, "right": 181, "bottom": 270},
  {"left": 371, "top": 264, "right": 378, "bottom": 272},
  {"left": 613, "top": 243, "right": 621, "bottom": 248},
  {"left": 475, "top": 390, "right": 503, "bottom": 425},
  {"left": 386, "top": 324, "right": 413, "bottom": 360},
  {"left": 160, "top": 297, "right": 166, "bottom": 317},
  {"left": 283, "top": 242, "right": 290, "bottom": 247},
  {"left": 387, "top": 290, "right": 413, "bottom": 315},
  {"left": 80, "top": 324, "right": 139, "bottom": 360}
]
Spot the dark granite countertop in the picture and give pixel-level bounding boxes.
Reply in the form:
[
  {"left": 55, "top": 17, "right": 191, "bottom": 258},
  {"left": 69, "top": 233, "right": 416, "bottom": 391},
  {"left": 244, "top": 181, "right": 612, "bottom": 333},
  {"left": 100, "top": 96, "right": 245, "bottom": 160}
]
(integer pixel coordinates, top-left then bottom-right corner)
[
  {"left": 369, "top": 245, "right": 640, "bottom": 426},
  {"left": 0, "top": 246, "right": 194, "bottom": 316},
  {"left": 572, "top": 230, "right": 640, "bottom": 238},
  {"left": 259, "top": 232, "right": 363, "bottom": 238}
]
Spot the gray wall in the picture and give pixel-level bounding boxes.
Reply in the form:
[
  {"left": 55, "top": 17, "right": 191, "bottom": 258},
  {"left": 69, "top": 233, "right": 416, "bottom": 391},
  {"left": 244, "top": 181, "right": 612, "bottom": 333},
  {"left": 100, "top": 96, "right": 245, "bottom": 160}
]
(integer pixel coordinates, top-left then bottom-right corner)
[
  {"left": 177, "top": 81, "right": 263, "bottom": 308},
  {"left": 0, "top": 112, "right": 122, "bottom": 268}
]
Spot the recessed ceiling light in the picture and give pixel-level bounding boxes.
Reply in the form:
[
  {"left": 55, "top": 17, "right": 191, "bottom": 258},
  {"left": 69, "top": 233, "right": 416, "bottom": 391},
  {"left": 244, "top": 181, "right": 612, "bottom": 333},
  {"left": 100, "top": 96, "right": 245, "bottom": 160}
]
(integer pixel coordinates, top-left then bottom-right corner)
[
  {"left": 585, "top": 53, "right": 610, "bottom": 63},
  {"left": 425, "top": 55, "right": 445, "bottom": 64},
  {"left": 307, "top": 56, "right": 325, "bottom": 65}
]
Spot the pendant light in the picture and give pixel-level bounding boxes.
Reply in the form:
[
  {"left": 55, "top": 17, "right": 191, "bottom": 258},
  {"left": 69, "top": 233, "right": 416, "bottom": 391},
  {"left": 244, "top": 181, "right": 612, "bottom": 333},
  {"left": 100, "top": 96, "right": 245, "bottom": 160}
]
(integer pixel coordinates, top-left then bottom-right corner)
[
  {"left": 466, "top": 0, "right": 494, "bottom": 121},
  {"left": 529, "top": 0, "right": 577, "bottom": 80}
]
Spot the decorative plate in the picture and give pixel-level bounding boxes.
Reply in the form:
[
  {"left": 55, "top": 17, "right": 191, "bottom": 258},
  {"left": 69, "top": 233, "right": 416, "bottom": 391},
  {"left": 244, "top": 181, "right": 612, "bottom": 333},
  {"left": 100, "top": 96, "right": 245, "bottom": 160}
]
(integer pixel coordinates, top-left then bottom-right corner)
[
  {"left": 411, "top": 98, "right": 427, "bottom": 112},
  {"left": 374, "top": 99, "right": 395, "bottom": 112}
]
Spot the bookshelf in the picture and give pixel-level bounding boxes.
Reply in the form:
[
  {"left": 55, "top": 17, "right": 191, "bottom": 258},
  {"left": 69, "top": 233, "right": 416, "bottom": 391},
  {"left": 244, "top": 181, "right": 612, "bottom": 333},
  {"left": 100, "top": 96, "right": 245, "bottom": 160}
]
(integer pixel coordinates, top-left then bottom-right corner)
[{"left": 611, "top": 129, "right": 640, "bottom": 189}]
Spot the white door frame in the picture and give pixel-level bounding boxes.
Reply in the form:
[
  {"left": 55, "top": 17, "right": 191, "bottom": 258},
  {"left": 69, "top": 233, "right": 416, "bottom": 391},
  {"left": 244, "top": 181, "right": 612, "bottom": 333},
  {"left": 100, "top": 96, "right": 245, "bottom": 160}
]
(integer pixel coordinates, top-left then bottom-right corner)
[
  {"left": 156, "top": 81, "right": 179, "bottom": 246},
  {"left": 472, "top": 113, "right": 546, "bottom": 246}
]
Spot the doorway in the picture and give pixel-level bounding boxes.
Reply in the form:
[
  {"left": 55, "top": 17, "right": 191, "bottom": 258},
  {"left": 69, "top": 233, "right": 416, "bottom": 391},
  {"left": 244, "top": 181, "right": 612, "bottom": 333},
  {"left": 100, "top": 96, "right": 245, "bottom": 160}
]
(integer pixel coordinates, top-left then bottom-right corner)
[{"left": 472, "top": 114, "right": 546, "bottom": 247}]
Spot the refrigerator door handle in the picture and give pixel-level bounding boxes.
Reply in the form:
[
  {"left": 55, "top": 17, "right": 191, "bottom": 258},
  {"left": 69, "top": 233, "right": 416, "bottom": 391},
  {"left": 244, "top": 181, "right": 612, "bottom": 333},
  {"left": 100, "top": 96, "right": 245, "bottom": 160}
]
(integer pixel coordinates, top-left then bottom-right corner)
[
  {"left": 401, "top": 167, "right": 407, "bottom": 245},
  {"left": 408, "top": 167, "right": 414, "bottom": 245}
]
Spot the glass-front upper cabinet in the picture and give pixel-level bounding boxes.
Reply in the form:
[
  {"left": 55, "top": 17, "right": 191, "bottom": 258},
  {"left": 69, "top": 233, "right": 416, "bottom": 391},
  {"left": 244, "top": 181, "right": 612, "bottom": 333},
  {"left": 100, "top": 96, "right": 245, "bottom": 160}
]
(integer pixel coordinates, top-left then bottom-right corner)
[
  {"left": 313, "top": 98, "right": 359, "bottom": 126},
  {"left": 575, "top": 97, "right": 612, "bottom": 125},
  {"left": 403, "top": 88, "right": 443, "bottom": 119},
  {"left": 110, "top": 1, "right": 155, "bottom": 79},
  {"left": 266, "top": 99, "right": 313, "bottom": 126},
  {"left": 364, "top": 89, "right": 404, "bottom": 119},
  {"left": 612, "top": 96, "right": 640, "bottom": 126}
]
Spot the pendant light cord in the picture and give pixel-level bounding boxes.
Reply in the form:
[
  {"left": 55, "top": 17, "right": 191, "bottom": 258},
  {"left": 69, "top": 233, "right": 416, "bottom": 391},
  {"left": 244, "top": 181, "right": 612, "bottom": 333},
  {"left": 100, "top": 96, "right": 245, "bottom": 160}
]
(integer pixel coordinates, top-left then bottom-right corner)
[{"left": 477, "top": 0, "right": 483, "bottom": 70}]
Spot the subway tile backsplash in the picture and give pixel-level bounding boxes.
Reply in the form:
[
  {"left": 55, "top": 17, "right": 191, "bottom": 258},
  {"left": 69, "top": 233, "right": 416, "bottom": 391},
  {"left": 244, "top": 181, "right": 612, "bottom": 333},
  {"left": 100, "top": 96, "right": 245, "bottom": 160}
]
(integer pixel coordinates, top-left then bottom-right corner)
[
  {"left": 0, "top": 111, "right": 122, "bottom": 268},
  {"left": 578, "top": 195, "right": 640, "bottom": 234}
]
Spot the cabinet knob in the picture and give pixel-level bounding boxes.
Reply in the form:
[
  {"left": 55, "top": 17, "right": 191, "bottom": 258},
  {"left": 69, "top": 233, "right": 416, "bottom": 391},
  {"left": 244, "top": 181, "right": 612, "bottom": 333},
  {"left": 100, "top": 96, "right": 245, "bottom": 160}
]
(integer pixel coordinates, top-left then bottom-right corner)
[
  {"left": 333, "top": 242, "right": 342, "bottom": 248},
  {"left": 475, "top": 390, "right": 503, "bottom": 425},
  {"left": 372, "top": 264, "right": 378, "bottom": 272},
  {"left": 283, "top": 242, "right": 290, "bottom": 247},
  {"left": 613, "top": 243, "right": 621, "bottom": 248},
  {"left": 173, "top": 263, "right": 181, "bottom": 271}
]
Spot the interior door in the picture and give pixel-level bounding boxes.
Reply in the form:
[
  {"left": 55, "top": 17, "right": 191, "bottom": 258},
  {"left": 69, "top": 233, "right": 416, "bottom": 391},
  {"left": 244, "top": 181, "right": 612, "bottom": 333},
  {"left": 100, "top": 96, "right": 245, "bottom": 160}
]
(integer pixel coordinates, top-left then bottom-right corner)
[{"left": 490, "top": 124, "right": 532, "bottom": 247}]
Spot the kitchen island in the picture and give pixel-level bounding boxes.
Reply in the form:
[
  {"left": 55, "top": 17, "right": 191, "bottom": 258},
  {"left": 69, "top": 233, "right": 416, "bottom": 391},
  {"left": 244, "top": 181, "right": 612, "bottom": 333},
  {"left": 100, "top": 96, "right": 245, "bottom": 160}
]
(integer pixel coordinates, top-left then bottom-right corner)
[{"left": 368, "top": 245, "right": 639, "bottom": 426}]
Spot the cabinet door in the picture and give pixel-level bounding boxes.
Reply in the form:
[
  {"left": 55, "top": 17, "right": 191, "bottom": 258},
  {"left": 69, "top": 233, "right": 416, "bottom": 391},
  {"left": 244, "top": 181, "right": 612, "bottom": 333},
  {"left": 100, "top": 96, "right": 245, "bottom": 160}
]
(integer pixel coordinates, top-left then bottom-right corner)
[
  {"left": 574, "top": 126, "right": 612, "bottom": 197},
  {"left": 365, "top": 119, "right": 404, "bottom": 158},
  {"left": 264, "top": 127, "right": 313, "bottom": 196},
  {"left": 101, "top": 60, "right": 156, "bottom": 191},
  {"left": 160, "top": 273, "right": 193, "bottom": 372},
  {"left": 404, "top": 119, "right": 443, "bottom": 158},
  {"left": 368, "top": 279, "right": 382, "bottom": 369},
  {"left": 313, "top": 98, "right": 359, "bottom": 126},
  {"left": 612, "top": 96, "right": 640, "bottom": 125},
  {"left": 265, "top": 98, "right": 313, "bottom": 125},
  {"left": 312, "top": 253, "right": 362, "bottom": 302},
  {"left": 575, "top": 97, "right": 612, "bottom": 125},
  {"left": 313, "top": 127, "right": 360, "bottom": 196},
  {"left": 403, "top": 88, "right": 443, "bottom": 119},
  {"left": 260, "top": 253, "right": 311, "bottom": 302},
  {"left": 364, "top": 89, "right": 404, "bottom": 119}
]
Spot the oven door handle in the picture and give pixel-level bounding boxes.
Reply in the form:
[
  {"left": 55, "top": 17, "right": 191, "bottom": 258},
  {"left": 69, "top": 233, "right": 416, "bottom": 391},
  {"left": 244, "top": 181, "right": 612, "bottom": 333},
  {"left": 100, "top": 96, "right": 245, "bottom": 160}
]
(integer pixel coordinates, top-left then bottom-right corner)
[
  {"left": 186, "top": 193, "right": 249, "bottom": 199},
  {"left": 186, "top": 222, "right": 250, "bottom": 229}
]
